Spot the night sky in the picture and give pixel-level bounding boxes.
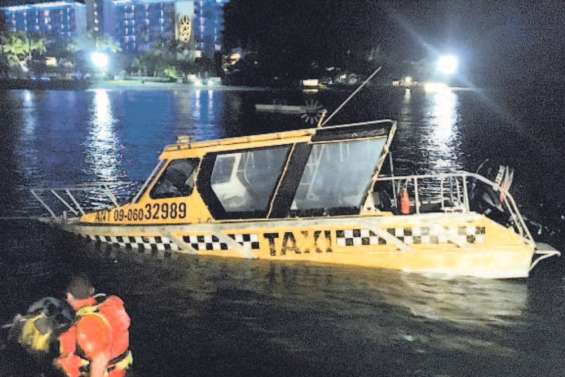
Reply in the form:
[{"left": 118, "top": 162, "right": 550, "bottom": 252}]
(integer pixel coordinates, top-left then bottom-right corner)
[{"left": 223, "top": 0, "right": 565, "bottom": 85}]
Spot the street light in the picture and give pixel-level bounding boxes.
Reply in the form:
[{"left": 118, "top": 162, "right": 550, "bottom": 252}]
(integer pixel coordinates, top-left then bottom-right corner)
[
  {"left": 90, "top": 52, "right": 109, "bottom": 71},
  {"left": 437, "top": 55, "right": 458, "bottom": 75}
]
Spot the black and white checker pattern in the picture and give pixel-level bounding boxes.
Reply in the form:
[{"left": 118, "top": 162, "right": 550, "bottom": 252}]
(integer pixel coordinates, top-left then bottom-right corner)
[
  {"left": 336, "top": 229, "right": 386, "bottom": 247},
  {"left": 182, "top": 235, "right": 228, "bottom": 251},
  {"left": 85, "top": 234, "right": 180, "bottom": 251},
  {"left": 385, "top": 225, "right": 486, "bottom": 245},
  {"left": 228, "top": 234, "right": 260, "bottom": 250},
  {"left": 182, "top": 233, "right": 261, "bottom": 251},
  {"left": 336, "top": 226, "right": 486, "bottom": 247}
]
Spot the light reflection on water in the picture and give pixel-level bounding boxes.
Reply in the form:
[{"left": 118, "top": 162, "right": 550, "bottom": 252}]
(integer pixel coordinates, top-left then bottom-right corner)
[
  {"left": 86, "top": 89, "right": 121, "bottom": 183},
  {"left": 427, "top": 89, "right": 460, "bottom": 170},
  {"left": 20, "top": 90, "right": 40, "bottom": 180}
]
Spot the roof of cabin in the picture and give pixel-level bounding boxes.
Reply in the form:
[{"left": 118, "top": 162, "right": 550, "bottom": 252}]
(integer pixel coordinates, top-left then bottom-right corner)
[{"left": 161, "top": 119, "right": 395, "bottom": 156}]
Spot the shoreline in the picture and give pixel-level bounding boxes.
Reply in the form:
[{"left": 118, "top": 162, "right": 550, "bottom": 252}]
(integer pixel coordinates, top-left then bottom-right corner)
[
  {"left": 0, "top": 78, "right": 500, "bottom": 92},
  {"left": 92, "top": 79, "right": 270, "bottom": 91},
  {"left": 0, "top": 78, "right": 275, "bottom": 92}
]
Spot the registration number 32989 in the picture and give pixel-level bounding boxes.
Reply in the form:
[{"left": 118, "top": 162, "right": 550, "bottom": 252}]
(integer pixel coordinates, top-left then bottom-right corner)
[{"left": 110, "top": 203, "right": 188, "bottom": 221}]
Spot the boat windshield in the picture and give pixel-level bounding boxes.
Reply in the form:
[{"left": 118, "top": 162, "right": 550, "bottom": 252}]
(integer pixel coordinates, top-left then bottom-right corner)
[
  {"left": 150, "top": 158, "right": 199, "bottom": 199},
  {"left": 290, "top": 138, "right": 386, "bottom": 215}
]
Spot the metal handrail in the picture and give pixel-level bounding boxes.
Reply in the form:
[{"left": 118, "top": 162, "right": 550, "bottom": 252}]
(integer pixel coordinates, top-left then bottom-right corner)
[
  {"left": 376, "top": 171, "right": 534, "bottom": 245},
  {"left": 30, "top": 182, "right": 133, "bottom": 221}
]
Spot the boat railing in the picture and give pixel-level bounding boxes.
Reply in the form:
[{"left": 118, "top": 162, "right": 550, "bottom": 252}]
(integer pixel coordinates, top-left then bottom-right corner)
[
  {"left": 30, "top": 181, "right": 138, "bottom": 221},
  {"left": 375, "top": 171, "right": 534, "bottom": 245}
]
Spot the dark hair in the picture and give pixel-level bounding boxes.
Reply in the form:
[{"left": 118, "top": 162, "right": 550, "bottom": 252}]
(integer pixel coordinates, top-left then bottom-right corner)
[{"left": 66, "top": 273, "right": 94, "bottom": 299}]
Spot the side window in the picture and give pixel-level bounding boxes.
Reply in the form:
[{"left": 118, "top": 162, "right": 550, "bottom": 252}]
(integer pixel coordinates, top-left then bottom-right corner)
[
  {"left": 150, "top": 159, "right": 199, "bottom": 199},
  {"left": 291, "top": 138, "right": 385, "bottom": 214},
  {"left": 210, "top": 146, "right": 290, "bottom": 215}
]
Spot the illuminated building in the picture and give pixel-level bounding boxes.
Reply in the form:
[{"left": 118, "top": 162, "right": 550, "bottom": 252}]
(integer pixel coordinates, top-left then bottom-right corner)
[
  {"left": 85, "top": 0, "right": 113, "bottom": 36},
  {"left": 0, "top": 0, "right": 228, "bottom": 58},
  {"left": 0, "top": 1, "right": 86, "bottom": 39},
  {"left": 193, "top": 0, "right": 228, "bottom": 58},
  {"left": 87, "top": 0, "right": 226, "bottom": 57},
  {"left": 112, "top": 0, "right": 177, "bottom": 52}
]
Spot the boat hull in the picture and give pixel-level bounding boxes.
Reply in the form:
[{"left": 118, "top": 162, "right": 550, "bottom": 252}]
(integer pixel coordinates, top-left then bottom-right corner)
[{"left": 56, "top": 212, "right": 535, "bottom": 279}]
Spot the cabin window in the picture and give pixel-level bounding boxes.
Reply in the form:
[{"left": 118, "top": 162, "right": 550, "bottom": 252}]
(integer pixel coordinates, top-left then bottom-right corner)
[
  {"left": 290, "top": 138, "right": 386, "bottom": 214},
  {"left": 150, "top": 158, "right": 199, "bottom": 199},
  {"left": 209, "top": 146, "right": 290, "bottom": 214}
]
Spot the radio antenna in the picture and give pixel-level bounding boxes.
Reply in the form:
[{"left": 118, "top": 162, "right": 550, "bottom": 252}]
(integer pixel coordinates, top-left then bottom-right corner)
[{"left": 321, "top": 66, "right": 382, "bottom": 127}]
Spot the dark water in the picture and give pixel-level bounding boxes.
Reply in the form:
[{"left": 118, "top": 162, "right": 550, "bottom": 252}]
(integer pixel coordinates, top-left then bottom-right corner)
[{"left": 1, "top": 86, "right": 565, "bottom": 377}]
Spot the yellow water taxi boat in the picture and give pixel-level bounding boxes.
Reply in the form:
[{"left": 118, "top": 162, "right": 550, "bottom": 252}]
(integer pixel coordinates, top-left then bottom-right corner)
[{"left": 31, "top": 119, "right": 559, "bottom": 279}]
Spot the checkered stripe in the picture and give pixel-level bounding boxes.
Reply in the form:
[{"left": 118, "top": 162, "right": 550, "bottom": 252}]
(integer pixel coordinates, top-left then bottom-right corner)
[
  {"left": 228, "top": 234, "right": 260, "bottom": 250},
  {"left": 386, "top": 225, "right": 486, "bottom": 245},
  {"left": 182, "top": 233, "right": 260, "bottom": 251},
  {"left": 336, "top": 226, "right": 486, "bottom": 247},
  {"left": 336, "top": 229, "right": 387, "bottom": 247},
  {"left": 183, "top": 235, "right": 228, "bottom": 251},
  {"left": 85, "top": 234, "right": 180, "bottom": 252}
]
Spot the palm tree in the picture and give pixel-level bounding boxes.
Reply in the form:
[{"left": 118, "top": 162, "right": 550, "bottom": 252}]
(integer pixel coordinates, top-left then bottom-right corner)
[{"left": 0, "top": 32, "right": 47, "bottom": 74}]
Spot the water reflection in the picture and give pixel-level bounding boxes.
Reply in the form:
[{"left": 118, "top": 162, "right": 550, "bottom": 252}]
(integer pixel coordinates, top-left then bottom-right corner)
[
  {"left": 172, "top": 89, "right": 226, "bottom": 141},
  {"left": 173, "top": 90, "right": 194, "bottom": 129},
  {"left": 191, "top": 89, "right": 225, "bottom": 140},
  {"left": 20, "top": 90, "right": 38, "bottom": 165},
  {"left": 403, "top": 88, "right": 411, "bottom": 105},
  {"left": 425, "top": 88, "right": 462, "bottom": 172},
  {"left": 86, "top": 89, "right": 121, "bottom": 182},
  {"left": 91, "top": 244, "right": 527, "bottom": 365}
]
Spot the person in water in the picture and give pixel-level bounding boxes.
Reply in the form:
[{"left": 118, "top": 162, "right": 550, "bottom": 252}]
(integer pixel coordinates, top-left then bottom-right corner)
[{"left": 54, "top": 273, "right": 132, "bottom": 377}]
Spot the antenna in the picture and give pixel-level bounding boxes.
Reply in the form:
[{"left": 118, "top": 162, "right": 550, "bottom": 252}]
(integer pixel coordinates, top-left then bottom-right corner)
[{"left": 321, "top": 66, "right": 382, "bottom": 127}]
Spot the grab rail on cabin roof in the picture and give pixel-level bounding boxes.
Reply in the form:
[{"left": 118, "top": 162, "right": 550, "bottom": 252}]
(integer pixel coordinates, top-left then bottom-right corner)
[
  {"left": 376, "top": 171, "right": 534, "bottom": 245},
  {"left": 30, "top": 182, "right": 135, "bottom": 221}
]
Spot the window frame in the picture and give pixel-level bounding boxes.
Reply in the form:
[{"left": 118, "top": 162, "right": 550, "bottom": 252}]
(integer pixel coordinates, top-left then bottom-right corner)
[
  {"left": 133, "top": 159, "right": 167, "bottom": 203},
  {"left": 148, "top": 158, "right": 200, "bottom": 200},
  {"left": 197, "top": 145, "right": 292, "bottom": 220},
  {"left": 267, "top": 136, "right": 389, "bottom": 218}
]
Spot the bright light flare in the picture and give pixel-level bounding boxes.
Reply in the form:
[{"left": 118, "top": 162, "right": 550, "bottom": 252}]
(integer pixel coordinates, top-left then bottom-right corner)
[
  {"left": 90, "top": 52, "right": 109, "bottom": 70},
  {"left": 437, "top": 55, "right": 458, "bottom": 75}
]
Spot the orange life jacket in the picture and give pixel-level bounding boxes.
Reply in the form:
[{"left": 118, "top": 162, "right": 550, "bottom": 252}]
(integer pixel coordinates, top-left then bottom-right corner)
[{"left": 56, "top": 295, "right": 132, "bottom": 377}]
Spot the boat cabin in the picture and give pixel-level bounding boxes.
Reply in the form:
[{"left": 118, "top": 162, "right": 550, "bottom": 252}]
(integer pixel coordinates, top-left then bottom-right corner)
[{"left": 81, "top": 120, "right": 395, "bottom": 225}]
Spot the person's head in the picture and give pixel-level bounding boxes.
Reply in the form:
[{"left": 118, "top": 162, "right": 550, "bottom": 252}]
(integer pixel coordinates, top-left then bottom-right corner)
[{"left": 65, "top": 273, "right": 95, "bottom": 303}]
